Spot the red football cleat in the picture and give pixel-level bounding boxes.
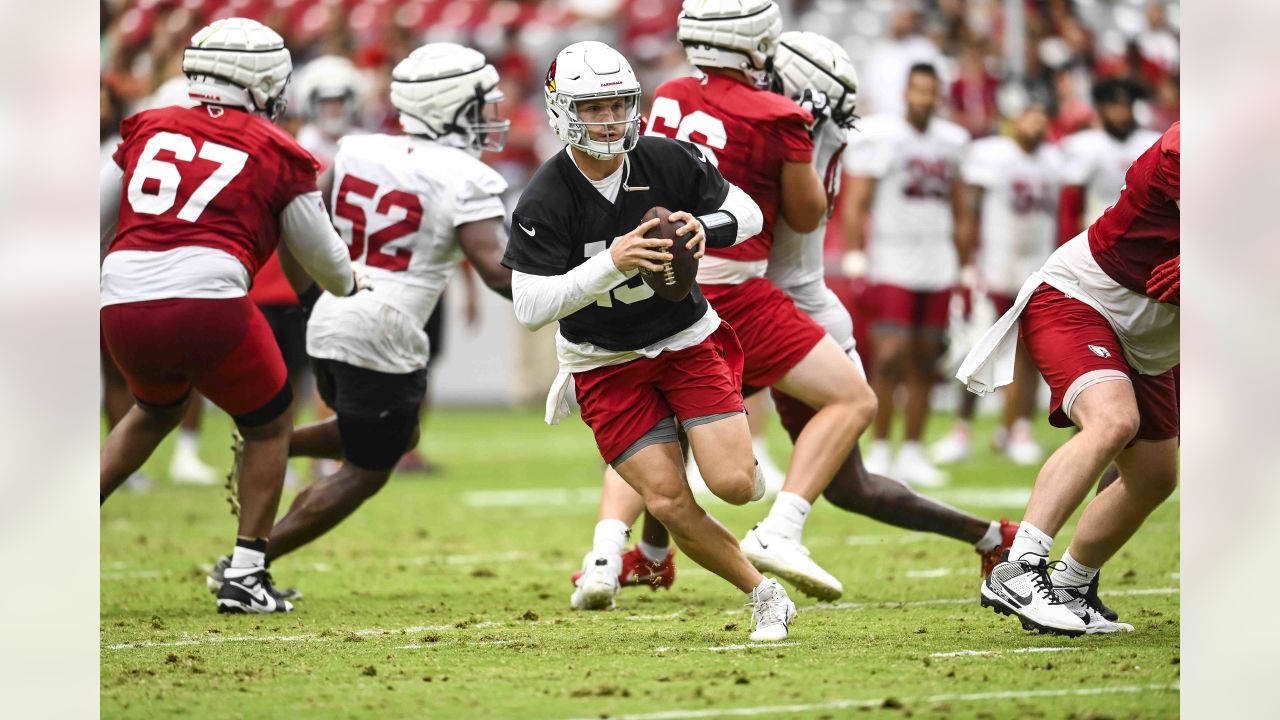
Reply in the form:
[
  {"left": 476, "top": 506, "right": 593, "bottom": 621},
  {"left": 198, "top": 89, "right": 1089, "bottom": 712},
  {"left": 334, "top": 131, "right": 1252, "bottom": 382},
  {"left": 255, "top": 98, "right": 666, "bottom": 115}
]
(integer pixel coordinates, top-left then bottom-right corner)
[
  {"left": 570, "top": 546, "right": 678, "bottom": 590},
  {"left": 978, "top": 518, "right": 1019, "bottom": 577}
]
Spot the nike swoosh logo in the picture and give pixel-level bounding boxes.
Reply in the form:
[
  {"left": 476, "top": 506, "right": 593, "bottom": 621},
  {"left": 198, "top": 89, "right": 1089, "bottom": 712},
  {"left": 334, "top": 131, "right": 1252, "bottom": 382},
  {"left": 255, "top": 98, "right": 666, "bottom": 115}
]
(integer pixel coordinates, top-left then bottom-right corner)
[
  {"left": 229, "top": 581, "right": 275, "bottom": 611},
  {"left": 1002, "top": 584, "right": 1035, "bottom": 607},
  {"left": 519, "top": 223, "right": 536, "bottom": 237}
]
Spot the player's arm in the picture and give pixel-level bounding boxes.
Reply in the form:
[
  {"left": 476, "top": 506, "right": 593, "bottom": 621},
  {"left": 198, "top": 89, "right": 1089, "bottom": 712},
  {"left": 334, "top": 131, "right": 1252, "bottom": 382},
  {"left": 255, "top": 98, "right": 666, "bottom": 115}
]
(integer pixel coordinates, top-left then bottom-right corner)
[
  {"left": 317, "top": 166, "right": 335, "bottom": 210},
  {"left": 457, "top": 218, "right": 513, "bottom": 299},
  {"left": 839, "top": 174, "right": 876, "bottom": 277},
  {"left": 779, "top": 161, "right": 827, "bottom": 233},
  {"left": 510, "top": 217, "right": 666, "bottom": 332},
  {"left": 953, "top": 178, "right": 978, "bottom": 269},
  {"left": 677, "top": 140, "right": 763, "bottom": 257},
  {"left": 100, "top": 161, "right": 124, "bottom": 262},
  {"left": 277, "top": 192, "right": 360, "bottom": 297}
]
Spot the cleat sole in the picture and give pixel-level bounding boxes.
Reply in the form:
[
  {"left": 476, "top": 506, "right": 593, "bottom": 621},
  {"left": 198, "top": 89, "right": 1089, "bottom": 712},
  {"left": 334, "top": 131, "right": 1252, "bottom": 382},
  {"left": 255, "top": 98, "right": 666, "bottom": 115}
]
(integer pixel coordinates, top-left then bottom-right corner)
[{"left": 743, "top": 555, "right": 842, "bottom": 602}]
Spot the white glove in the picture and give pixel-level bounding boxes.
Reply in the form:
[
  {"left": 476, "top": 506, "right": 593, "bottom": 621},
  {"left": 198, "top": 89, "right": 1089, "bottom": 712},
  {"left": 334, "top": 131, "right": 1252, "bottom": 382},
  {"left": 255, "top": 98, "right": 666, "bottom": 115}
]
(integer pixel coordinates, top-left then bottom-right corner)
[
  {"left": 350, "top": 266, "right": 373, "bottom": 295},
  {"left": 958, "top": 264, "right": 979, "bottom": 292},
  {"left": 798, "top": 88, "right": 832, "bottom": 135},
  {"left": 841, "top": 250, "right": 868, "bottom": 279}
]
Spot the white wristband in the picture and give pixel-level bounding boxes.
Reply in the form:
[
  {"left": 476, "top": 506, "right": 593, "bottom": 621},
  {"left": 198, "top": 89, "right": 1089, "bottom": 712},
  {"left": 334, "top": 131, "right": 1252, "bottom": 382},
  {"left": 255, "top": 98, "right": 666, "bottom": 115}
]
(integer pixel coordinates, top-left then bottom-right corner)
[{"left": 841, "top": 250, "right": 868, "bottom": 279}]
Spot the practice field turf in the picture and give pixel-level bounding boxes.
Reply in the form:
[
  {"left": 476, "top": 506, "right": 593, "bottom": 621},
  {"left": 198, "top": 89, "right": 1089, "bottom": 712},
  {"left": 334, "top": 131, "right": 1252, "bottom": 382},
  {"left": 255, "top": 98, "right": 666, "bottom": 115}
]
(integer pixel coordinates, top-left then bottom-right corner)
[{"left": 101, "top": 407, "right": 1179, "bottom": 719}]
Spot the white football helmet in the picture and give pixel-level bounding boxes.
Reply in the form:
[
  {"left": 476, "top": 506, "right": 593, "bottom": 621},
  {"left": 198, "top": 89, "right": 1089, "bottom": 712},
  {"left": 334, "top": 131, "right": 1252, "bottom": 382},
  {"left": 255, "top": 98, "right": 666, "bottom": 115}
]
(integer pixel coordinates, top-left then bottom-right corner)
[
  {"left": 676, "top": 0, "right": 783, "bottom": 89},
  {"left": 774, "top": 32, "right": 860, "bottom": 128},
  {"left": 183, "top": 18, "right": 292, "bottom": 121},
  {"left": 544, "top": 41, "right": 642, "bottom": 161},
  {"left": 295, "top": 55, "right": 362, "bottom": 137},
  {"left": 390, "top": 43, "right": 509, "bottom": 153}
]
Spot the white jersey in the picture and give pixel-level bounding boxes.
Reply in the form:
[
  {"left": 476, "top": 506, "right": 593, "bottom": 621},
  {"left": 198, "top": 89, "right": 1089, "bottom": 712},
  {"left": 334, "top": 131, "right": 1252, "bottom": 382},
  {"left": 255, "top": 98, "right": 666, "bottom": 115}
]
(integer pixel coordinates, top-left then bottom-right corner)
[
  {"left": 767, "top": 121, "right": 848, "bottom": 289},
  {"left": 296, "top": 123, "right": 343, "bottom": 171},
  {"left": 846, "top": 114, "right": 970, "bottom": 291},
  {"left": 1060, "top": 127, "right": 1161, "bottom": 224},
  {"left": 307, "top": 134, "right": 507, "bottom": 374},
  {"left": 962, "top": 136, "right": 1063, "bottom": 297}
]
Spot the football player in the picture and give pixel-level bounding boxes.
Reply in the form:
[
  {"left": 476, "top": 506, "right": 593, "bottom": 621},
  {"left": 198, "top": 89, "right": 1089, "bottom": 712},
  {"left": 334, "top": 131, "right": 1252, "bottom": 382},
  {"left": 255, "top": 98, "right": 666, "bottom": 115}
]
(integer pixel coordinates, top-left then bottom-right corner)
[
  {"left": 247, "top": 56, "right": 368, "bottom": 428},
  {"left": 570, "top": 0, "right": 876, "bottom": 607},
  {"left": 960, "top": 124, "right": 1179, "bottom": 636},
  {"left": 1057, "top": 78, "right": 1162, "bottom": 244},
  {"left": 205, "top": 43, "right": 516, "bottom": 585},
  {"left": 931, "top": 98, "right": 1063, "bottom": 467},
  {"left": 763, "top": 31, "right": 1018, "bottom": 578},
  {"left": 100, "top": 18, "right": 362, "bottom": 613},
  {"left": 507, "top": 40, "right": 798, "bottom": 642},
  {"left": 841, "top": 62, "right": 972, "bottom": 488}
]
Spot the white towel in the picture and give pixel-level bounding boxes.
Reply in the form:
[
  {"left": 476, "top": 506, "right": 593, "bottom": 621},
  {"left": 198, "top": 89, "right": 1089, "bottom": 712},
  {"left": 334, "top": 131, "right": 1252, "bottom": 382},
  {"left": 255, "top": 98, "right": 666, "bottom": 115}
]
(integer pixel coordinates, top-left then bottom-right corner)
[{"left": 955, "top": 273, "right": 1045, "bottom": 396}]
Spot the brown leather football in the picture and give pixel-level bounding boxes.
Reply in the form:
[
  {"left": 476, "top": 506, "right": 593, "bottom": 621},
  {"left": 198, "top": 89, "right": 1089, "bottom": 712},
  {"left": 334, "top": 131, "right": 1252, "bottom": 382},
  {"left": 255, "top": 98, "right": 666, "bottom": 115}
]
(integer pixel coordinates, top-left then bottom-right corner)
[{"left": 639, "top": 206, "right": 698, "bottom": 302}]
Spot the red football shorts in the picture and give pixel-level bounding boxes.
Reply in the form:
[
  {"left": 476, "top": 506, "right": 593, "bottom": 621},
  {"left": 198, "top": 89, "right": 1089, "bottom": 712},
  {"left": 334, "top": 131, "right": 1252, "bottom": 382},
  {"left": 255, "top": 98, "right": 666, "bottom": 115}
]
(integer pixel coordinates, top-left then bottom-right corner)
[
  {"left": 1019, "top": 284, "right": 1178, "bottom": 442},
  {"left": 573, "top": 323, "right": 746, "bottom": 464},
  {"left": 867, "top": 283, "right": 951, "bottom": 331},
  {"left": 702, "top": 278, "right": 826, "bottom": 394},
  {"left": 100, "top": 296, "right": 289, "bottom": 424},
  {"left": 989, "top": 292, "right": 1016, "bottom": 317}
]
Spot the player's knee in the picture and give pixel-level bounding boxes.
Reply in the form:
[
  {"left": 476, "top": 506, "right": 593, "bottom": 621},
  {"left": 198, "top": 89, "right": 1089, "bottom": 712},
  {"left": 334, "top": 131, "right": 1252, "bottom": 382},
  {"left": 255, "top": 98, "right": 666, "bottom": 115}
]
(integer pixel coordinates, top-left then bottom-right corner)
[
  {"left": 704, "top": 465, "right": 757, "bottom": 505},
  {"left": 646, "top": 488, "right": 697, "bottom": 525},
  {"left": 1088, "top": 408, "right": 1140, "bottom": 451}
]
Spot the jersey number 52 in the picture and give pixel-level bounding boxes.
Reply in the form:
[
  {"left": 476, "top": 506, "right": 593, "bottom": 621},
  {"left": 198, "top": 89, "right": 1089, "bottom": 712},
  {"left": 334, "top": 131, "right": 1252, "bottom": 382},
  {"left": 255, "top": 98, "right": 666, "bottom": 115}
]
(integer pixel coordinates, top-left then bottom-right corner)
[{"left": 333, "top": 174, "right": 422, "bottom": 271}]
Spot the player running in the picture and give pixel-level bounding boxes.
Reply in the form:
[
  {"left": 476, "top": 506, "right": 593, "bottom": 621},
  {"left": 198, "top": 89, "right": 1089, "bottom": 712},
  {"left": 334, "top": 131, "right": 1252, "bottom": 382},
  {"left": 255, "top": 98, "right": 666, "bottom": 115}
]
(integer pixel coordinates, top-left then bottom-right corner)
[
  {"left": 960, "top": 123, "right": 1179, "bottom": 636},
  {"left": 100, "top": 18, "right": 361, "bottom": 614},
  {"left": 931, "top": 99, "right": 1063, "bottom": 466},
  {"left": 842, "top": 62, "right": 972, "bottom": 488},
  {"left": 571, "top": 0, "right": 875, "bottom": 607},
  {"left": 507, "top": 40, "right": 798, "bottom": 641},
  {"left": 205, "top": 43, "right": 516, "bottom": 590}
]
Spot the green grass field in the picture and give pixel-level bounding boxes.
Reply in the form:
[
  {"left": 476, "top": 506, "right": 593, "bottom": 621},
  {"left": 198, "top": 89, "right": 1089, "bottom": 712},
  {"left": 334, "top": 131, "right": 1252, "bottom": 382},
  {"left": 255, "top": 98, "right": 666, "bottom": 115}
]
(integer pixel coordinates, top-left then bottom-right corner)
[{"left": 101, "top": 407, "right": 1179, "bottom": 719}]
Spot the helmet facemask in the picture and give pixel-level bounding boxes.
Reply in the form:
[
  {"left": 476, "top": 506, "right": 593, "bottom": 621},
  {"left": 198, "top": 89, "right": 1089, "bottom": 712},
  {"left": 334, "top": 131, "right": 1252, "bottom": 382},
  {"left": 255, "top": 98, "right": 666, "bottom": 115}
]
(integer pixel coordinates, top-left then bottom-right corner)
[
  {"left": 450, "top": 84, "right": 510, "bottom": 153},
  {"left": 558, "top": 91, "right": 640, "bottom": 160}
]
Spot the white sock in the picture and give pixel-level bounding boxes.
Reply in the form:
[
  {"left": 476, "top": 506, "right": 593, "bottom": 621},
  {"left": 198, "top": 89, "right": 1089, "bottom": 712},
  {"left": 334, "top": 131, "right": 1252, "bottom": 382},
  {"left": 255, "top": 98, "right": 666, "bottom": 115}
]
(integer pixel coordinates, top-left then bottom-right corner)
[
  {"left": 1010, "top": 418, "right": 1033, "bottom": 441},
  {"left": 751, "top": 462, "right": 766, "bottom": 501},
  {"left": 758, "top": 491, "right": 811, "bottom": 542},
  {"left": 869, "top": 439, "right": 890, "bottom": 456},
  {"left": 175, "top": 429, "right": 200, "bottom": 458},
  {"left": 230, "top": 545, "right": 266, "bottom": 569},
  {"left": 749, "top": 577, "right": 778, "bottom": 597},
  {"left": 1008, "top": 522, "right": 1053, "bottom": 565},
  {"left": 638, "top": 540, "right": 668, "bottom": 564},
  {"left": 1052, "top": 549, "right": 1099, "bottom": 588},
  {"left": 591, "top": 519, "right": 629, "bottom": 558},
  {"left": 899, "top": 440, "right": 925, "bottom": 459},
  {"left": 974, "top": 520, "right": 1002, "bottom": 552}
]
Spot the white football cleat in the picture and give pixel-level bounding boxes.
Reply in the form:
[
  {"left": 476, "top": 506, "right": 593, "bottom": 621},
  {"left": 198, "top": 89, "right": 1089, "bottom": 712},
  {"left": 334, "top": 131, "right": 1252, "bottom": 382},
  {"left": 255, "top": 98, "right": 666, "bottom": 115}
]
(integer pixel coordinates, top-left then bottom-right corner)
[
  {"left": 748, "top": 579, "right": 797, "bottom": 642},
  {"left": 169, "top": 448, "right": 219, "bottom": 485},
  {"left": 1004, "top": 422, "right": 1043, "bottom": 466},
  {"left": 981, "top": 556, "right": 1086, "bottom": 636},
  {"left": 929, "top": 425, "right": 972, "bottom": 465},
  {"left": 740, "top": 526, "right": 843, "bottom": 601},
  {"left": 863, "top": 440, "right": 893, "bottom": 476},
  {"left": 570, "top": 552, "right": 620, "bottom": 610},
  {"left": 1054, "top": 585, "right": 1134, "bottom": 635},
  {"left": 892, "top": 444, "right": 949, "bottom": 488}
]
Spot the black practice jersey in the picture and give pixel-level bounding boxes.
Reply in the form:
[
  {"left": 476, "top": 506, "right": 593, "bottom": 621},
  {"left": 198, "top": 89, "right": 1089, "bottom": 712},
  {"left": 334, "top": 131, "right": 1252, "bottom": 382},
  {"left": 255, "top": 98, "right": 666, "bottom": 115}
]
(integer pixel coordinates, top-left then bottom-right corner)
[{"left": 503, "top": 136, "right": 731, "bottom": 351}]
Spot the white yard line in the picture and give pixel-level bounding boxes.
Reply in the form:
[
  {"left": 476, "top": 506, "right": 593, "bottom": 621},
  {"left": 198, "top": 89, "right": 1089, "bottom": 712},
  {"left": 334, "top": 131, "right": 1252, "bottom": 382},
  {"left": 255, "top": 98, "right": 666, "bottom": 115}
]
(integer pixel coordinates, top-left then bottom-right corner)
[
  {"left": 104, "top": 587, "right": 1178, "bottom": 652},
  {"left": 905, "top": 567, "right": 955, "bottom": 579},
  {"left": 654, "top": 642, "right": 798, "bottom": 653},
  {"left": 930, "top": 646, "right": 1079, "bottom": 658},
  {"left": 561, "top": 683, "right": 1178, "bottom": 720}
]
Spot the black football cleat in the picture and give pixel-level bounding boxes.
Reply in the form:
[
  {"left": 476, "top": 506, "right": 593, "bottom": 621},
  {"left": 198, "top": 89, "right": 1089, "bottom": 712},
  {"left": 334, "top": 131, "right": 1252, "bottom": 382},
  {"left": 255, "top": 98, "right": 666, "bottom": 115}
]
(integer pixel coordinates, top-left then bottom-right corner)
[{"left": 216, "top": 566, "right": 294, "bottom": 614}]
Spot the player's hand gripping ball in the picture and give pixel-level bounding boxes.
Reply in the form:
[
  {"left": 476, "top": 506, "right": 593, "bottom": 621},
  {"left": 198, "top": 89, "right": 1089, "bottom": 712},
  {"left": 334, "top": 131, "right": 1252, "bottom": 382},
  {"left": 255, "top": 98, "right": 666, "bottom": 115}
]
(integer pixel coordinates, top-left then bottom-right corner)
[{"left": 639, "top": 206, "right": 700, "bottom": 302}]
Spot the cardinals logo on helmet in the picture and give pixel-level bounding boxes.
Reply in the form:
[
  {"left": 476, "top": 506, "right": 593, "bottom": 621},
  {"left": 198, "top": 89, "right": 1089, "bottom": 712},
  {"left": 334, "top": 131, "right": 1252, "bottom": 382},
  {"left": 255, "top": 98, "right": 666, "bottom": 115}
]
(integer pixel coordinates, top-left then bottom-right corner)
[{"left": 545, "top": 59, "right": 556, "bottom": 93}]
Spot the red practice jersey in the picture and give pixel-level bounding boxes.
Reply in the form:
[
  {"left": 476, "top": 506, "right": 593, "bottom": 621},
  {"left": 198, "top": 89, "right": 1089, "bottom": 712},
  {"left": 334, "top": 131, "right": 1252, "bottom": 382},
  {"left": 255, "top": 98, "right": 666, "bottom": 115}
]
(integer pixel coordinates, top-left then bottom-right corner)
[
  {"left": 1088, "top": 122, "right": 1180, "bottom": 299},
  {"left": 645, "top": 73, "right": 814, "bottom": 261},
  {"left": 109, "top": 105, "right": 320, "bottom": 277}
]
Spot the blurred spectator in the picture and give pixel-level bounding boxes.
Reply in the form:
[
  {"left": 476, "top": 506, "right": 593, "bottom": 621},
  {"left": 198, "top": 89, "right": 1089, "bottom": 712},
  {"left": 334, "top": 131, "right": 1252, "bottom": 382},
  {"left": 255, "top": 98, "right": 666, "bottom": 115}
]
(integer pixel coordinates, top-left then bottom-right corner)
[
  {"left": 949, "top": 42, "right": 999, "bottom": 137},
  {"left": 862, "top": 3, "right": 945, "bottom": 117}
]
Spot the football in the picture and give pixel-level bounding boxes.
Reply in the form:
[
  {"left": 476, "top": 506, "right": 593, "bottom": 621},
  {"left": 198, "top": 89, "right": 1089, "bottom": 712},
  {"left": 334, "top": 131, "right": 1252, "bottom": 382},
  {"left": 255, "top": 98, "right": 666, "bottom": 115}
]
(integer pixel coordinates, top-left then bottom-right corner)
[{"left": 639, "top": 206, "right": 698, "bottom": 302}]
